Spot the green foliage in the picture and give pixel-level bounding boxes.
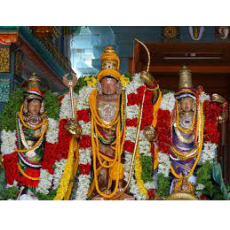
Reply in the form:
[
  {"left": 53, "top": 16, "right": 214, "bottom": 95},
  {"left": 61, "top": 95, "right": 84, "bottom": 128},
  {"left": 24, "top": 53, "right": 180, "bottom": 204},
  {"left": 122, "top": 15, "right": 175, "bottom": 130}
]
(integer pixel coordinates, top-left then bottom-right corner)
[
  {"left": 156, "top": 173, "right": 171, "bottom": 198},
  {"left": 141, "top": 155, "right": 153, "bottom": 183},
  {"left": 73, "top": 76, "right": 89, "bottom": 94},
  {"left": 196, "top": 162, "right": 224, "bottom": 199},
  {"left": 43, "top": 90, "right": 60, "bottom": 121},
  {"left": 227, "top": 185, "right": 230, "bottom": 192},
  {"left": 36, "top": 189, "right": 57, "bottom": 200},
  {"left": 0, "top": 169, "right": 18, "bottom": 200},
  {"left": 0, "top": 168, "right": 6, "bottom": 196},
  {"left": 196, "top": 161, "right": 213, "bottom": 196},
  {"left": 123, "top": 73, "right": 133, "bottom": 82},
  {"left": 0, "top": 186, "right": 19, "bottom": 200},
  {"left": 0, "top": 88, "right": 24, "bottom": 131}
]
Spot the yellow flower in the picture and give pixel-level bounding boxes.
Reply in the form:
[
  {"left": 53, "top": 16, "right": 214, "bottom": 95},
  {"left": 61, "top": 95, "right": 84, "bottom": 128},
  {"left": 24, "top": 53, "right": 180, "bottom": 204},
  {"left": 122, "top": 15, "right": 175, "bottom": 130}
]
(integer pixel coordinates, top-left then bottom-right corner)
[
  {"left": 85, "top": 76, "right": 97, "bottom": 87},
  {"left": 120, "top": 75, "right": 130, "bottom": 88},
  {"left": 135, "top": 148, "right": 149, "bottom": 198}
]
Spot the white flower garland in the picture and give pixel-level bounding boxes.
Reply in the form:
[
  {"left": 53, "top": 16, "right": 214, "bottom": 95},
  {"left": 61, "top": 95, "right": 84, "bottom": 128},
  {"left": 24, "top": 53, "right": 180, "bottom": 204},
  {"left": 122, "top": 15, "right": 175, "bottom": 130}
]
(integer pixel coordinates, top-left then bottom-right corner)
[
  {"left": 73, "top": 86, "right": 93, "bottom": 200},
  {"left": 158, "top": 152, "right": 171, "bottom": 177},
  {"left": 199, "top": 92, "right": 210, "bottom": 103},
  {"left": 1, "top": 130, "right": 17, "bottom": 155},
  {"left": 159, "top": 92, "right": 176, "bottom": 112},
  {"left": 123, "top": 73, "right": 148, "bottom": 200},
  {"left": 37, "top": 169, "right": 53, "bottom": 194},
  {"left": 46, "top": 118, "right": 59, "bottom": 144},
  {"left": 199, "top": 142, "right": 217, "bottom": 165},
  {"left": 37, "top": 118, "right": 60, "bottom": 193},
  {"left": 59, "top": 93, "right": 78, "bottom": 119},
  {"left": 52, "top": 159, "right": 67, "bottom": 190}
]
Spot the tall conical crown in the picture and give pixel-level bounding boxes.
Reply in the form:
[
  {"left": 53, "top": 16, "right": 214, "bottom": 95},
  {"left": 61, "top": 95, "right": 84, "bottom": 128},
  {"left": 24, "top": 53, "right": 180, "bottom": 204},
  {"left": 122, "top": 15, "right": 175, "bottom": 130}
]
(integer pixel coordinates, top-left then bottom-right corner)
[
  {"left": 25, "top": 73, "right": 43, "bottom": 100},
  {"left": 27, "top": 72, "right": 42, "bottom": 90},
  {"left": 179, "top": 66, "right": 193, "bottom": 89}
]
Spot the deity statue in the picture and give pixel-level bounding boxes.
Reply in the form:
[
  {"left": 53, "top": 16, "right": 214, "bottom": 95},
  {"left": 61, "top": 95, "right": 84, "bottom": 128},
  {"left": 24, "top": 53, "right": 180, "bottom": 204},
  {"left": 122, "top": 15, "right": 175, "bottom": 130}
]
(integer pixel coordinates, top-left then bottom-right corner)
[
  {"left": 0, "top": 73, "right": 62, "bottom": 200},
  {"left": 59, "top": 44, "right": 161, "bottom": 200},
  {"left": 155, "top": 66, "right": 228, "bottom": 200}
]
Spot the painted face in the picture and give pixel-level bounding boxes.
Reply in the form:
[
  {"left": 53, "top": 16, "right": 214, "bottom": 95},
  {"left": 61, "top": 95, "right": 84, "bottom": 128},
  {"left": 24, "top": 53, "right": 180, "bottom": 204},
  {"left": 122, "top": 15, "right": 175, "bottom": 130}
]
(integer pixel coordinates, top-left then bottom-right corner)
[
  {"left": 28, "top": 99, "right": 41, "bottom": 116},
  {"left": 180, "top": 97, "right": 194, "bottom": 112},
  {"left": 100, "top": 77, "right": 118, "bottom": 95}
]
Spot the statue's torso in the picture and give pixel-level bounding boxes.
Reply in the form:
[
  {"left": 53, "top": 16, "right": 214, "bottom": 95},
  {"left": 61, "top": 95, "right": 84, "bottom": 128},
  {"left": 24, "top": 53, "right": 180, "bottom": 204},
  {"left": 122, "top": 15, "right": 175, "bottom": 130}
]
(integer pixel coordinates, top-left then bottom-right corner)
[
  {"left": 96, "top": 95, "right": 119, "bottom": 158},
  {"left": 172, "top": 111, "right": 196, "bottom": 176}
]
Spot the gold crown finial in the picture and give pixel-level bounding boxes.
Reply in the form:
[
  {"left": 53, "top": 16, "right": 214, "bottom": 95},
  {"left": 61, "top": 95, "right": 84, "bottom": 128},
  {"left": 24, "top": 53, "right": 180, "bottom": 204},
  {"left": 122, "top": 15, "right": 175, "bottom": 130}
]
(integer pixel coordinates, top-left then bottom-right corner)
[
  {"left": 179, "top": 66, "right": 193, "bottom": 89},
  {"left": 104, "top": 46, "right": 116, "bottom": 54},
  {"left": 27, "top": 72, "right": 41, "bottom": 90},
  {"left": 101, "top": 46, "right": 120, "bottom": 71}
]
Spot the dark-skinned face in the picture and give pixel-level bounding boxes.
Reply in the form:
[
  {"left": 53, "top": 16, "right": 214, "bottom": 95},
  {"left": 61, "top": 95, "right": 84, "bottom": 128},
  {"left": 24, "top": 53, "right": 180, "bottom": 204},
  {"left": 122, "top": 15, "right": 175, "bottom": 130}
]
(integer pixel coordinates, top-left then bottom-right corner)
[
  {"left": 100, "top": 77, "right": 118, "bottom": 95},
  {"left": 28, "top": 99, "right": 41, "bottom": 116},
  {"left": 180, "top": 97, "right": 194, "bottom": 112}
]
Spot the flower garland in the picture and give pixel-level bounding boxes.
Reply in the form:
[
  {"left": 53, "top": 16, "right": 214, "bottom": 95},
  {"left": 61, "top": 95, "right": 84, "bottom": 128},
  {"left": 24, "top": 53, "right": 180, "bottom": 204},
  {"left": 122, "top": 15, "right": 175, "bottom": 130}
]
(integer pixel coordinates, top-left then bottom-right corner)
[
  {"left": 1, "top": 130, "right": 19, "bottom": 186},
  {"left": 72, "top": 86, "right": 93, "bottom": 200},
  {"left": 199, "top": 93, "right": 220, "bottom": 166},
  {"left": 155, "top": 92, "right": 175, "bottom": 182},
  {"left": 123, "top": 73, "right": 161, "bottom": 200},
  {"left": 52, "top": 93, "right": 77, "bottom": 200},
  {"left": 36, "top": 118, "right": 59, "bottom": 194}
]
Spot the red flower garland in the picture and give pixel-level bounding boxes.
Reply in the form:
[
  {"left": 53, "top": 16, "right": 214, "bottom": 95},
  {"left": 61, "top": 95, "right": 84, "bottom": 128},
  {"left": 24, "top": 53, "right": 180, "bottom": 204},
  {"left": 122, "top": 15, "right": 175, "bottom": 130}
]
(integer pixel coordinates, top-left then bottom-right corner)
[
  {"left": 3, "top": 152, "right": 19, "bottom": 185},
  {"left": 79, "top": 163, "right": 91, "bottom": 175},
  {"left": 124, "top": 86, "right": 155, "bottom": 154},
  {"left": 56, "top": 119, "right": 72, "bottom": 161},
  {"left": 124, "top": 140, "right": 135, "bottom": 153},
  {"left": 156, "top": 109, "right": 172, "bottom": 154},
  {"left": 77, "top": 109, "right": 90, "bottom": 123},
  {"left": 42, "top": 142, "right": 58, "bottom": 174},
  {"left": 203, "top": 101, "right": 221, "bottom": 144},
  {"left": 79, "top": 135, "right": 91, "bottom": 149}
]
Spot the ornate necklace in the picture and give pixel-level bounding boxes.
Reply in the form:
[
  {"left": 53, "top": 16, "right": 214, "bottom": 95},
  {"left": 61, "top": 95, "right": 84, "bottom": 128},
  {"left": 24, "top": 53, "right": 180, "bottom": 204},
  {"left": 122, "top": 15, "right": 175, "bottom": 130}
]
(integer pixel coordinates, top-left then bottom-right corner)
[{"left": 97, "top": 101, "right": 118, "bottom": 123}]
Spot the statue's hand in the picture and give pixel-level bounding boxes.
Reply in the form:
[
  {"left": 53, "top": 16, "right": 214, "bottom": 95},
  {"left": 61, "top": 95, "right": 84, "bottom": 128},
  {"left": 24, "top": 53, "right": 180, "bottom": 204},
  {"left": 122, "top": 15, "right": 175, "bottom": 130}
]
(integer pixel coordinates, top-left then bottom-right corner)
[
  {"left": 140, "top": 71, "right": 156, "bottom": 87},
  {"left": 143, "top": 126, "right": 158, "bottom": 142},
  {"left": 211, "top": 94, "right": 228, "bottom": 123},
  {"left": 64, "top": 119, "right": 82, "bottom": 138}
]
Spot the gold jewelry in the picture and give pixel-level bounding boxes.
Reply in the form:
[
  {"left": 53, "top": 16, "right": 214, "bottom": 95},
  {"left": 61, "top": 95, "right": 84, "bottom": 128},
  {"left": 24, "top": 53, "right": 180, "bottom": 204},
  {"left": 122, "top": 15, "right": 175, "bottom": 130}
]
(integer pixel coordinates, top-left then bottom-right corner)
[{"left": 19, "top": 105, "right": 48, "bottom": 130}]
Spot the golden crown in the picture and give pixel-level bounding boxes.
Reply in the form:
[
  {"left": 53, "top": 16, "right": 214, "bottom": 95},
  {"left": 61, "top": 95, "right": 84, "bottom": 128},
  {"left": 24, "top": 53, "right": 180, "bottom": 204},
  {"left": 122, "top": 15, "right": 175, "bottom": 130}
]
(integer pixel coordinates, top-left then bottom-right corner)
[
  {"left": 27, "top": 72, "right": 42, "bottom": 90},
  {"left": 179, "top": 66, "right": 193, "bottom": 89},
  {"left": 101, "top": 46, "right": 120, "bottom": 71}
]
